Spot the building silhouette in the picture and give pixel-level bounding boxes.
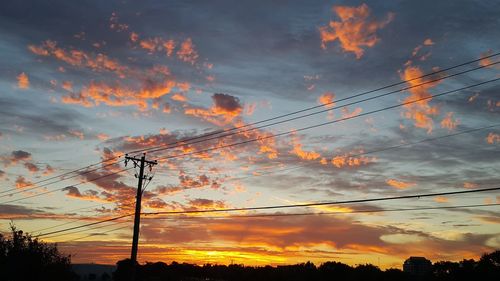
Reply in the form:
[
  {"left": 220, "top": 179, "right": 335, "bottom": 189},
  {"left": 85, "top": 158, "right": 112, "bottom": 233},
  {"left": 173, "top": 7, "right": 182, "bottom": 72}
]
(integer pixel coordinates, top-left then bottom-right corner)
[{"left": 403, "top": 256, "right": 432, "bottom": 275}]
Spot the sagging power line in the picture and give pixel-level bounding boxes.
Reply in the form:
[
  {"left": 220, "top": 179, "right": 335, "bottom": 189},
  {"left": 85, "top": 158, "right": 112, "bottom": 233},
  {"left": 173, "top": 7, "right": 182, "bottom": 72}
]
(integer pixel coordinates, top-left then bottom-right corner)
[
  {"left": 36, "top": 186, "right": 500, "bottom": 238},
  {"left": 26, "top": 122, "right": 498, "bottom": 235},
  {"left": 1, "top": 54, "right": 497, "bottom": 198},
  {"left": 53, "top": 203, "right": 500, "bottom": 244},
  {"left": 2, "top": 75, "right": 499, "bottom": 205}
]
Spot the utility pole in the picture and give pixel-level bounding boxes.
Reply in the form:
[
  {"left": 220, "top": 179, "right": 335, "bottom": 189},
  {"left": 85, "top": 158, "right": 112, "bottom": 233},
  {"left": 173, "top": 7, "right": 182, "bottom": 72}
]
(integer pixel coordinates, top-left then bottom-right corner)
[{"left": 125, "top": 153, "right": 157, "bottom": 280}]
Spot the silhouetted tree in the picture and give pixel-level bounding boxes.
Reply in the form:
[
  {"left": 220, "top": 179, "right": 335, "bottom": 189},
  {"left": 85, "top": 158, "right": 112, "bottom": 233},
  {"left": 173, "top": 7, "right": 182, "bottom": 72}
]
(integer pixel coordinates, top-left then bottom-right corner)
[
  {"left": 113, "top": 259, "right": 138, "bottom": 281},
  {"left": 352, "top": 264, "right": 383, "bottom": 280},
  {"left": 382, "top": 268, "right": 407, "bottom": 281},
  {"left": 478, "top": 250, "right": 500, "bottom": 278},
  {"left": 0, "top": 225, "right": 76, "bottom": 281},
  {"left": 318, "top": 261, "right": 351, "bottom": 280}
]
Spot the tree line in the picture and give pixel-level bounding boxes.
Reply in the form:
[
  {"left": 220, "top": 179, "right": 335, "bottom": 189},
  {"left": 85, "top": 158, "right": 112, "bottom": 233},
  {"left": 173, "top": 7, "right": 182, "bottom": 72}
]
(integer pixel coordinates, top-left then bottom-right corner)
[{"left": 114, "top": 250, "right": 499, "bottom": 281}]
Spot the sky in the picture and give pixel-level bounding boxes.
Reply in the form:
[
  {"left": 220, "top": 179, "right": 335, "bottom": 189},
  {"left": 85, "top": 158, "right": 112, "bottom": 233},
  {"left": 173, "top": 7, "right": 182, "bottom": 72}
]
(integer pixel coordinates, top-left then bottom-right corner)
[{"left": 0, "top": 0, "right": 499, "bottom": 269}]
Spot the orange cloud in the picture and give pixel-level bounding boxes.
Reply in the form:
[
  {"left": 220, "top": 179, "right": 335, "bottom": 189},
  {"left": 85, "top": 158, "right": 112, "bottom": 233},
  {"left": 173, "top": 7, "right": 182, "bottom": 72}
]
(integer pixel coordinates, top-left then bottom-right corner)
[
  {"left": 319, "top": 4, "right": 394, "bottom": 58},
  {"left": 184, "top": 93, "right": 243, "bottom": 124},
  {"left": 212, "top": 93, "right": 242, "bottom": 117},
  {"left": 177, "top": 38, "right": 199, "bottom": 64},
  {"left": 440, "top": 112, "right": 459, "bottom": 131},
  {"left": 386, "top": 179, "right": 415, "bottom": 189},
  {"left": 463, "top": 182, "right": 478, "bottom": 189},
  {"left": 24, "top": 162, "right": 40, "bottom": 173},
  {"left": 61, "top": 81, "right": 73, "bottom": 92},
  {"left": 290, "top": 136, "right": 321, "bottom": 161},
  {"left": 43, "top": 165, "right": 55, "bottom": 176},
  {"left": 140, "top": 37, "right": 161, "bottom": 53},
  {"left": 2, "top": 150, "right": 32, "bottom": 167},
  {"left": 155, "top": 173, "right": 220, "bottom": 196},
  {"left": 28, "top": 45, "right": 49, "bottom": 56},
  {"left": 318, "top": 92, "right": 335, "bottom": 108},
  {"left": 257, "top": 140, "right": 279, "bottom": 160},
  {"left": 400, "top": 65, "right": 441, "bottom": 133},
  {"left": 129, "top": 32, "right": 139, "bottom": 42},
  {"left": 149, "top": 65, "right": 171, "bottom": 77},
  {"left": 188, "top": 198, "right": 228, "bottom": 210},
  {"left": 411, "top": 39, "right": 434, "bottom": 61},
  {"left": 17, "top": 72, "right": 29, "bottom": 89},
  {"left": 28, "top": 40, "right": 129, "bottom": 78},
  {"left": 341, "top": 107, "right": 362, "bottom": 119},
  {"left": 163, "top": 39, "right": 176, "bottom": 57},
  {"left": 411, "top": 45, "right": 422, "bottom": 57},
  {"left": 15, "top": 176, "right": 33, "bottom": 189},
  {"left": 423, "top": 38, "right": 434, "bottom": 46},
  {"left": 479, "top": 50, "right": 499, "bottom": 69},
  {"left": 245, "top": 103, "right": 257, "bottom": 116},
  {"left": 69, "top": 130, "right": 85, "bottom": 140},
  {"left": 468, "top": 93, "right": 479, "bottom": 102},
  {"left": 136, "top": 36, "right": 177, "bottom": 57},
  {"left": 434, "top": 196, "right": 449, "bottom": 203},
  {"left": 97, "top": 133, "right": 110, "bottom": 141},
  {"left": 62, "top": 186, "right": 108, "bottom": 202},
  {"left": 171, "top": 93, "right": 188, "bottom": 102},
  {"left": 486, "top": 132, "right": 500, "bottom": 144},
  {"left": 331, "top": 153, "right": 374, "bottom": 168},
  {"left": 109, "top": 12, "right": 128, "bottom": 31},
  {"left": 60, "top": 211, "right": 498, "bottom": 268},
  {"left": 61, "top": 80, "right": 179, "bottom": 110}
]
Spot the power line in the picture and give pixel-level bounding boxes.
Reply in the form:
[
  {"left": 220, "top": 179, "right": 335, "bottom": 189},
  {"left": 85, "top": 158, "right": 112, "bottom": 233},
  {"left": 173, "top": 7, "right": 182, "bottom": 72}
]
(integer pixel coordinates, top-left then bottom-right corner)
[
  {"left": 228, "top": 123, "right": 500, "bottom": 182},
  {"left": 19, "top": 121, "right": 497, "bottom": 238},
  {"left": 130, "top": 55, "right": 500, "bottom": 156},
  {"left": 143, "top": 61, "right": 500, "bottom": 156},
  {"left": 146, "top": 203, "right": 500, "bottom": 220},
  {"left": 0, "top": 159, "right": 125, "bottom": 199},
  {"left": 21, "top": 122, "right": 499, "bottom": 235},
  {"left": 29, "top": 202, "right": 131, "bottom": 233},
  {"left": 0, "top": 167, "right": 132, "bottom": 205},
  {"left": 57, "top": 203, "right": 499, "bottom": 243},
  {"left": 41, "top": 219, "right": 131, "bottom": 240},
  {"left": 152, "top": 77, "right": 500, "bottom": 162},
  {"left": 36, "top": 214, "right": 132, "bottom": 238},
  {"left": 2, "top": 58, "right": 497, "bottom": 200},
  {"left": 34, "top": 185, "right": 499, "bottom": 238},
  {"left": 143, "top": 186, "right": 500, "bottom": 216},
  {"left": 2, "top": 54, "right": 496, "bottom": 196},
  {"left": 60, "top": 225, "right": 132, "bottom": 243},
  {"left": 3, "top": 76, "right": 498, "bottom": 205}
]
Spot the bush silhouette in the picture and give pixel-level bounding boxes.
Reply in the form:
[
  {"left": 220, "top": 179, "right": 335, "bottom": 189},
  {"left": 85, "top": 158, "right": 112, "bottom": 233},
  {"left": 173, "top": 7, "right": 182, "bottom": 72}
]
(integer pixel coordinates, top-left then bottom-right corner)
[{"left": 0, "top": 224, "right": 76, "bottom": 281}]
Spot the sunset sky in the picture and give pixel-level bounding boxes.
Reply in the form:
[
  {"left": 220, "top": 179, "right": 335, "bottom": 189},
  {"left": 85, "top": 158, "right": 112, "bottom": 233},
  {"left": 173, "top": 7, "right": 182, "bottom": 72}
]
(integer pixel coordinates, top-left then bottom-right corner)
[{"left": 0, "top": 0, "right": 499, "bottom": 269}]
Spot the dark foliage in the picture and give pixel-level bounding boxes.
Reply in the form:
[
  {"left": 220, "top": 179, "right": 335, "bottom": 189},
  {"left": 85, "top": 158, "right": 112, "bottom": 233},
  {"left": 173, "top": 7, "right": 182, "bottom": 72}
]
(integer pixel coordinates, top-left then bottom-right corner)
[
  {"left": 113, "top": 250, "right": 500, "bottom": 281},
  {"left": 0, "top": 225, "right": 77, "bottom": 281}
]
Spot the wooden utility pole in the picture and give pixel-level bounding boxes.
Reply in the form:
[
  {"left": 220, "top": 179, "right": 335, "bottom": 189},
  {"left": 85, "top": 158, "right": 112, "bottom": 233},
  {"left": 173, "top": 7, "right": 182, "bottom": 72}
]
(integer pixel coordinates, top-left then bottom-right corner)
[{"left": 125, "top": 153, "right": 157, "bottom": 280}]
